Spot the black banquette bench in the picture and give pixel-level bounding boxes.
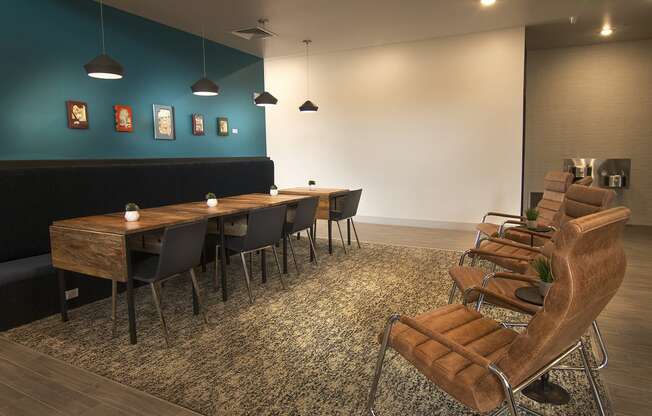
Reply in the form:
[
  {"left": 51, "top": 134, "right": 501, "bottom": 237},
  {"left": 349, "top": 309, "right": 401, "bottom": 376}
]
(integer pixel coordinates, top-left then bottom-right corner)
[{"left": 0, "top": 157, "right": 274, "bottom": 330}]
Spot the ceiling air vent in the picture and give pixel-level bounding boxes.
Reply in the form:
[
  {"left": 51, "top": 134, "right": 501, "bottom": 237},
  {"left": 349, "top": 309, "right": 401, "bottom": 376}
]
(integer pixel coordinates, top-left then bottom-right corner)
[{"left": 231, "top": 19, "right": 276, "bottom": 40}]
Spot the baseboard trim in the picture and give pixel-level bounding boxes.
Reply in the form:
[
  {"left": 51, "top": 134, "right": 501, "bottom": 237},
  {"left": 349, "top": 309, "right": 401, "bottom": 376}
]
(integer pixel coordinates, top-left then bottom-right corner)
[{"left": 354, "top": 215, "right": 477, "bottom": 231}]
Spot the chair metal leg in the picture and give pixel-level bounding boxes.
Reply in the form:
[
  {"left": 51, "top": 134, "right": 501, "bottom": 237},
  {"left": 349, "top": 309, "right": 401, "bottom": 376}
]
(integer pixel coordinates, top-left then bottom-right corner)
[
  {"left": 488, "top": 365, "right": 519, "bottom": 416},
  {"left": 239, "top": 253, "right": 254, "bottom": 304},
  {"left": 473, "top": 230, "right": 483, "bottom": 248},
  {"left": 580, "top": 340, "right": 607, "bottom": 416},
  {"left": 250, "top": 251, "right": 254, "bottom": 274},
  {"left": 111, "top": 280, "right": 118, "bottom": 338},
  {"left": 447, "top": 282, "right": 457, "bottom": 304},
  {"left": 150, "top": 282, "right": 170, "bottom": 348},
  {"left": 189, "top": 268, "right": 209, "bottom": 324},
  {"left": 336, "top": 221, "right": 347, "bottom": 254},
  {"left": 592, "top": 320, "right": 609, "bottom": 370},
  {"left": 271, "top": 246, "right": 287, "bottom": 290},
  {"left": 287, "top": 236, "right": 301, "bottom": 274},
  {"left": 307, "top": 231, "right": 319, "bottom": 266},
  {"left": 367, "top": 314, "right": 400, "bottom": 415},
  {"left": 351, "top": 218, "right": 361, "bottom": 249}
]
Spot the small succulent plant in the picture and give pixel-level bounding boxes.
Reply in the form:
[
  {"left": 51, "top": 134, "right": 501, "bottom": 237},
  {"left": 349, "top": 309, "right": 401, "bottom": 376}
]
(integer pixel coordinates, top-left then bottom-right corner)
[
  {"left": 308, "top": 180, "right": 316, "bottom": 186},
  {"left": 531, "top": 257, "right": 554, "bottom": 283},
  {"left": 205, "top": 192, "right": 217, "bottom": 200},
  {"left": 270, "top": 184, "right": 278, "bottom": 190},
  {"left": 125, "top": 203, "right": 139, "bottom": 212},
  {"left": 525, "top": 208, "right": 539, "bottom": 221}
]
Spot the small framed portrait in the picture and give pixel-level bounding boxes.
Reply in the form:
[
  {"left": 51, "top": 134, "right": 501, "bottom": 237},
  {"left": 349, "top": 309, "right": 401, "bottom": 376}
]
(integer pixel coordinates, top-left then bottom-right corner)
[
  {"left": 192, "top": 113, "right": 205, "bottom": 136},
  {"left": 217, "top": 117, "right": 229, "bottom": 136},
  {"left": 153, "top": 104, "right": 175, "bottom": 140},
  {"left": 113, "top": 105, "right": 133, "bottom": 132},
  {"left": 66, "top": 100, "right": 89, "bottom": 129}
]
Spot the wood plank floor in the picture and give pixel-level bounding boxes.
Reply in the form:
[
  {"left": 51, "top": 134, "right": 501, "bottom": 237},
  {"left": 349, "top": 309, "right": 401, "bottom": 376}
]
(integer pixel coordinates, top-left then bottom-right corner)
[{"left": 0, "top": 221, "right": 649, "bottom": 415}]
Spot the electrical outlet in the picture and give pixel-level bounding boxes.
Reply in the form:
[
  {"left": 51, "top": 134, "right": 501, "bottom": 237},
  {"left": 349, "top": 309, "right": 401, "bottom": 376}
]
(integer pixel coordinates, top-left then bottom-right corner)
[
  {"left": 232, "top": 128, "right": 238, "bottom": 134},
  {"left": 65, "top": 288, "right": 79, "bottom": 300}
]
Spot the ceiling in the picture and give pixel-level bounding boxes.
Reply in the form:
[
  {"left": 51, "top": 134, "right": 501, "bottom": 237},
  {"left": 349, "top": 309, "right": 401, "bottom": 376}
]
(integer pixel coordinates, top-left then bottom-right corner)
[{"left": 102, "top": 0, "right": 652, "bottom": 58}]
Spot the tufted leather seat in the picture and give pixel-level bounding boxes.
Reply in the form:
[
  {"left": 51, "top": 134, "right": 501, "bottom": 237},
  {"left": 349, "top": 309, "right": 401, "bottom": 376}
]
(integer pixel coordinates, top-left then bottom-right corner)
[{"left": 386, "top": 304, "right": 519, "bottom": 412}]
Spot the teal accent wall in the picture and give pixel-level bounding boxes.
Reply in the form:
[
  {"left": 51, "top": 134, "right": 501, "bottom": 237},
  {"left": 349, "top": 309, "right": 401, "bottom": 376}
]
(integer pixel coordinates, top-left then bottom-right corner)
[{"left": 0, "top": 0, "right": 266, "bottom": 160}]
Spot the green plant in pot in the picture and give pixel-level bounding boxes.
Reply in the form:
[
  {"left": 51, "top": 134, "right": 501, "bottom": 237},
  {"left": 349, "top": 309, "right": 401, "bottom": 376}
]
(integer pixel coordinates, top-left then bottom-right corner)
[
  {"left": 308, "top": 180, "right": 316, "bottom": 190},
  {"left": 124, "top": 203, "right": 140, "bottom": 222},
  {"left": 270, "top": 184, "right": 279, "bottom": 196},
  {"left": 205, "top": 192, "right": 218, "bottom": 207},
  {"left": 531, "top": 257, "right": 554, "bottom": 297},
  {"left": 525, "top": 208, "right": 539, "bottom": 230}
]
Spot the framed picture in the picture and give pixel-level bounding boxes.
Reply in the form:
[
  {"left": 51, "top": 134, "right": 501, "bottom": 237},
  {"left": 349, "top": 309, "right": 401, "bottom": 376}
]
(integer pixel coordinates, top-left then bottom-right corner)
[
  {"left": 66, "top": 101, "right": 89, "bottom": 129},
  {"left": 153, "top": 104, "right": 175, "bottom": 140},
  {"left": 217, "top": 117, "right": 229, "bottom": 136},
  {"left": 192, "top": 113, "right": 205, "bottom": 136},
  {"left": 113, "top": 105, "right": 133, "bottom": 132}
]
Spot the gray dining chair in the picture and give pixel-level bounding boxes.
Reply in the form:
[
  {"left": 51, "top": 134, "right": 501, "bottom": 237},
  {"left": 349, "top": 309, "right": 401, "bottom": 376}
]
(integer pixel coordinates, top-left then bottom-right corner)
[
  {"left": 329, "top": 189, "right": 362, "bottom": 254},
  {"left": 225, "top": 205, "right": 287, "bottom": 304},
  {"left": 128, "top": 220, "right": 209, "bottom": 347},
  {"left": 285, "top": 197, "right": 320, "bottom": 273}
]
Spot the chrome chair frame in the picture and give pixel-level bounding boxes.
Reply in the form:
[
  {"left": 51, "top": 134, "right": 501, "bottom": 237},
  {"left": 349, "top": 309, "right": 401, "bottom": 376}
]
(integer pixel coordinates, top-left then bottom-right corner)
[
  {"left": 238, "top": 245, "right": 285, "bottom": 304},
  {"left": 367, "top": 312, "right": 607, "bottom": 416}
]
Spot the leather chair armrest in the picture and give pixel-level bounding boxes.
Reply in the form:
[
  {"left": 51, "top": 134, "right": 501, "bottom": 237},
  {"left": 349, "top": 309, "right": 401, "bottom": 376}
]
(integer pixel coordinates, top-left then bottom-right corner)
[
  {"left": 482, "top": 212, "right": 526, "bottom": 223},
  {"left": 492, "top": 272, "right": 540, "bottom": 285},
  {"left": 506, "top": 227, "right": 554, "bottom": 240},
  {"left": 399, "top": 316, "right": 492, "bottom": 369},
  {"left": 467, "top": 248, "right": 533, "bottom": 262},
  {"left": 486, "top": 237, "right": 543, "bottom": 254},
  {"left": 462, "top": 287, "right": 536, "bottom": 315}
]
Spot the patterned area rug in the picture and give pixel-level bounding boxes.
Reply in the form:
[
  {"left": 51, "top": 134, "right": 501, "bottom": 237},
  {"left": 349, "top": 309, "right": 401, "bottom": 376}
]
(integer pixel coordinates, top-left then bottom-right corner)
[{"left": 4, "top": 240, "right": 611, "bottom": 415}]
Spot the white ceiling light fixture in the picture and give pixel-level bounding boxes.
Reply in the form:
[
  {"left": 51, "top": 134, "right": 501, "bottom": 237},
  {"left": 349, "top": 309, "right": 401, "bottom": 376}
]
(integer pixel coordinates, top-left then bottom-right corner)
[
  {"left": 299, "top": 40, "right": 318, "bottom": 113},
  {"left": 480, "top": 0, "right": 496, "bottom": 7},
  {"left": 600, "top": 24, "right": 614, "bottom": 36}
]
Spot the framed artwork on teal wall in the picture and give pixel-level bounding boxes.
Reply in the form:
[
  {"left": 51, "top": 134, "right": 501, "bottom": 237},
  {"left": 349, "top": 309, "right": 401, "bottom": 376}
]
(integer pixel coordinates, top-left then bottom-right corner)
[
  {"left": 217, "top": 117, "right": 229, "bottom": 136},
  {"left": 114, "top": 105, "right": 133, "bottom": 132},
  {"left": 192, "top": 114, "right": 205, "bottom": 136},
  {"left": 153, "top": 104, "right": 175, "bottom": 140},
  {"left": 66, "top": 101, "right": 89, "bottom": 129}
]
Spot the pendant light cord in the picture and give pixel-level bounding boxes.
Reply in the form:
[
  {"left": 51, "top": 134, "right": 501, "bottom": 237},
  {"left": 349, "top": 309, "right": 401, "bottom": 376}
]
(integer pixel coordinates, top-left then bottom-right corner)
[
  {"left": 201, "top": 21, "right": 207, "bottom": 77},
  {"left": 99, "top": 0, "right": 106, "bottom": 54},
  {"left": 304, "top": 40, "right": 311, "bottom": 99}
]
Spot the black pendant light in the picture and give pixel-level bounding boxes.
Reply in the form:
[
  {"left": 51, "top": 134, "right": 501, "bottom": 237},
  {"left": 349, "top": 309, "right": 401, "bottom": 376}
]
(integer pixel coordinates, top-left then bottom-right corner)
[
  {"left": 191, "top": 29, "right": 219, "bottom": 96},
  {"left": 255, "top": 91, "right": 278, "bottom": 106},
  {"left": 299, "top": 39, "right": 318, "bottom": 112},
  {"left": 84, "top": 0, "right": 123, "bottom": 79}
]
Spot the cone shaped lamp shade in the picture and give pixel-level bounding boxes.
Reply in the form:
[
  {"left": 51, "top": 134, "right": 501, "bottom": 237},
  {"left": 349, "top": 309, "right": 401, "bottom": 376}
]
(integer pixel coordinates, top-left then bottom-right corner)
[
  {"left": 255, "top": 91, "right": 278, "bottom": 106},
  {"left": 84, "top": 54, "right": 124, "bottom": 79},
  {"left": 299, "top": 100, "right": 318, "bottom": 112},
  {"left": 191, "top": 77, "right": 219, "bottom": 96}
]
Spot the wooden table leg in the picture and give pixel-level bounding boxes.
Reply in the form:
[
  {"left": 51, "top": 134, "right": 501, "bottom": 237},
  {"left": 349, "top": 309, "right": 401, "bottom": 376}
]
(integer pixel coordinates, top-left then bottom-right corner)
[
  {"left": 261, "top": 249, "right": 267, "bottom": 282},
  {"left": 347, "top": 219, "right": 351, "bottom": 245},
  {"left": 125, "top": 249, "right": 137, "bottom": 345},
  {"left": 57, "top": 269, "right": 69, "bottom": 322},
  {"left": 309, "top": 220, "right": 315, "bottom": 262},
  {"left": 219, "top": 217, "right": 228, "bottom": 302},
  {"left": 328, "top": 220, "right": 333, "bottom": 254},
  {"left": 191, "top": 273, "right": 199, "bottom": 315},
  {"left": 283, "top": 234, "right": 288, "bottom": 274}
]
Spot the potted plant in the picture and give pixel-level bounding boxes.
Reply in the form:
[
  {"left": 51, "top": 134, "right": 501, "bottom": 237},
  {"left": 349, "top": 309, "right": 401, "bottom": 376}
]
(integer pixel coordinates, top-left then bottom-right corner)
[
  {"left": 525, "top": 208, "right": 539, "bottom": 230},
  {"left": 531, "top": 257, "right": 554, "bottom": 297},
  {"left": 308, "top": 180, "right": 316, "bottom": 191},
  {"left": 124, "top": 203, "right": 140, "bottom": 222},
  {"left": 205, "top": 192, "right": 218, "bottom": 207},
  {"left": 270, "top": 184, "right": 279, "bottom": 196}
]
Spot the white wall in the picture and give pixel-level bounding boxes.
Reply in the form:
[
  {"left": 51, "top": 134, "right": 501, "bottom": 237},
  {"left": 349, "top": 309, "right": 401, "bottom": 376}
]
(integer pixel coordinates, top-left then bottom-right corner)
[{"left": 265, "top": 27, "right": 525, "bottom": 229}]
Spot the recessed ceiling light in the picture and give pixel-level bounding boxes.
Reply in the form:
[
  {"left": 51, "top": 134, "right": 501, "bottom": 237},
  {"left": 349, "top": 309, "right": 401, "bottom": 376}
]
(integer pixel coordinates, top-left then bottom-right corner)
[
  {"left": 600, "top": 25, "right": 613, "bottom": 36},
  {"left": 481, "top": 0, "right": 496, "bottom": 6}
]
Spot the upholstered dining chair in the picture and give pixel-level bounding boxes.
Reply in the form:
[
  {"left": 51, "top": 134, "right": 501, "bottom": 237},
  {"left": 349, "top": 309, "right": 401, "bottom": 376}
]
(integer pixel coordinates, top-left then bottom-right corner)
[
  {"left": 475, "top": 171, "right": 574, "bottom": 247},
  {"left": 368, "top": 207, "right": 630, "bottom": 416},
  {"left": 127, "top": 220, "right": 209, "bottom": 347},
  {"left": 467, "top": 184, "right": 615, "bottom": 275},
  {"left": 329, "top": 189, "right": 362, "bottom": 254},
  {"left": 285, "top": 196, "right": 320, "bottom": 273},
  {"left": 224, "top": 205, "right": 287, "bottom": 304}
]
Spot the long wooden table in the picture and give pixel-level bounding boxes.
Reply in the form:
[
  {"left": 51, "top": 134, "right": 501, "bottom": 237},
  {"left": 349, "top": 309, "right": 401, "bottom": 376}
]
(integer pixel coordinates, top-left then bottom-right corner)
[
  {"left": 50, "top": 193, "right": 311, "bottom": 345},
  {"left": 279, "top": 188, "right": 349, "bottom": 254}
]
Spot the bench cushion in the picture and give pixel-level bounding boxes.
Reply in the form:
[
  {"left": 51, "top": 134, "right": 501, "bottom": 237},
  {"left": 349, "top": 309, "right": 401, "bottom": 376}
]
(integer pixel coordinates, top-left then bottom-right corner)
[{"left": 0, "top": 254, "right": 53, "bottom": 285}]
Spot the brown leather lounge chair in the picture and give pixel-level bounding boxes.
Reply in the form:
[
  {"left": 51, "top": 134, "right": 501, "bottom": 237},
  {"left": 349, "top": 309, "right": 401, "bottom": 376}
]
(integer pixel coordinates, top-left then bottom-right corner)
[
  {"left": 474, "top": 171, "right": 573, "bottom": 247},
  {"left": 367, "top": 207, "right": 630, "bottom": 416},
  {"left": 465, "top": 184, "right": 615, "bottom": 276}
]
